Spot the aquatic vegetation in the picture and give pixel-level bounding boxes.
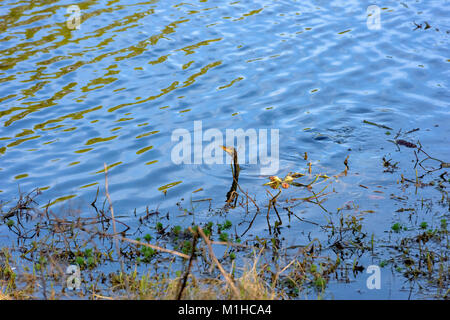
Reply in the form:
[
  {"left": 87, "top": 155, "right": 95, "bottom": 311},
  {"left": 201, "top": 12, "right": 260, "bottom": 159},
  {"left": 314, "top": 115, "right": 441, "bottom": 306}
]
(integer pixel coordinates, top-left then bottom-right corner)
[
  {"left": 0, "top": 131, "right": 448, "bottom": 300},
  {"left": 392, "top": 223, "right": 402, "bottom": 232}
]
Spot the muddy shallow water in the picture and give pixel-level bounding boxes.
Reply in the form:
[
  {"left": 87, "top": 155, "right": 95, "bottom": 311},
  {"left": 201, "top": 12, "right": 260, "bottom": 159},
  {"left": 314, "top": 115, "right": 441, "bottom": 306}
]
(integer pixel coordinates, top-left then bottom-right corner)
[{"left": 0, "top": 0, "right": 449, "bottom": 299}]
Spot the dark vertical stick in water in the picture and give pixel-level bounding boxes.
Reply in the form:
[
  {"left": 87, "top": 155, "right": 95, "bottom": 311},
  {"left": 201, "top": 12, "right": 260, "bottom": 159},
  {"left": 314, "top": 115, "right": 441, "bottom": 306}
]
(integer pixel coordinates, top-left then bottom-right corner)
[
  {"left": 104, "top": 163, "right": 130, "bottom": 297},
  {"left": 177, "top": 230, "right": 198, "bottom": 300}
]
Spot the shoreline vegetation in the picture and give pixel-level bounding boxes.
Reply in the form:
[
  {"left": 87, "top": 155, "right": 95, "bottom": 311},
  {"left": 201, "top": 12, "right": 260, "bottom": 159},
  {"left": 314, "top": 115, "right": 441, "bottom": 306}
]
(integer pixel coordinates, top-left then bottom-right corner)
[{"left": 0, "top": 127, "right": 449, "bottom": 300}]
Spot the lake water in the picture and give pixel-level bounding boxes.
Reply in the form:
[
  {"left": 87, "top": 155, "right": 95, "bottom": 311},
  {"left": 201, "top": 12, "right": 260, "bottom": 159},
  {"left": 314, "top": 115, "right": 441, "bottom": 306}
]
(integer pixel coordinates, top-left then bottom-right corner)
[{"left": 0, "top": 0, "right": 449, "bottom": 299}]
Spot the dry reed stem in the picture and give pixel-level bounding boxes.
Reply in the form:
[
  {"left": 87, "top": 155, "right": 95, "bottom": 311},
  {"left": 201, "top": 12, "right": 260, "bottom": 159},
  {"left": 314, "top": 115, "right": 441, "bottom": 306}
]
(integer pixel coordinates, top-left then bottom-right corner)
[
  {"left": 0, "top": 291, "right": 10, "bottom": 300},
  {"left": 92, "top": 292, "right": 114, "bottom": 300},
  {"left": 120, "top": 237, "right": 189, "bottom": 259},
  {"left": 197, "top": 226, "right": 241, "bottom": 298},
  {"left": 210, "top": 240, "right": 249, "bottom": 248},
  {"left": 270, "top": 258, "right": 296, "bottom": 299},
  {"left": 104, "top": 163, "right": 130, "bottom": 296},
  {"left": 177, "top": 229, "right": 198, "bottom": 299}
]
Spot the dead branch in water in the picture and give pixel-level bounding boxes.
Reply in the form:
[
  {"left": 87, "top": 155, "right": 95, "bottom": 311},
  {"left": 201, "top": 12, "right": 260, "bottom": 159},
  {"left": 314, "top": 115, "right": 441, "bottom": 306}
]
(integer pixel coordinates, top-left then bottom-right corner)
[
  {"left": 197, "top": 226, "right": 240, "bottom": 298},
  {"left": 104, "top": 163, "right": 130, "bottom": 297},
  {"left": 118, "top": 237, "right": 189, "bottom": 259},
  {"left": 177, "top": 228, "right": 198, "bottom": 299}
]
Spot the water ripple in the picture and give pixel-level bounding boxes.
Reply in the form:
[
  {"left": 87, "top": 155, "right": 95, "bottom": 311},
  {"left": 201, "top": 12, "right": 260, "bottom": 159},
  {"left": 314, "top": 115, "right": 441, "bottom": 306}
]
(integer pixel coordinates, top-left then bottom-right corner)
[{"left": 0, "top": 0, "right": 449, "bottom": 218}]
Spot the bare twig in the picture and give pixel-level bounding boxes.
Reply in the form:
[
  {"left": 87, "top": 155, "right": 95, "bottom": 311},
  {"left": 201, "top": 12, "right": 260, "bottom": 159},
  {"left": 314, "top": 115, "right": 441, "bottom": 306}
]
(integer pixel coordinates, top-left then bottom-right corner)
[
  {"left": 104, "top": 163, "right": 130, "bottom": 297},
  {"left": 177, "top": 229, "right": 198, "bottom": 299},
  {"left": 197, "top": 226, "right": 240, "bottom": 298},
  {"left": 120, "top": 237, "right": 189, "bottom": 259}
]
